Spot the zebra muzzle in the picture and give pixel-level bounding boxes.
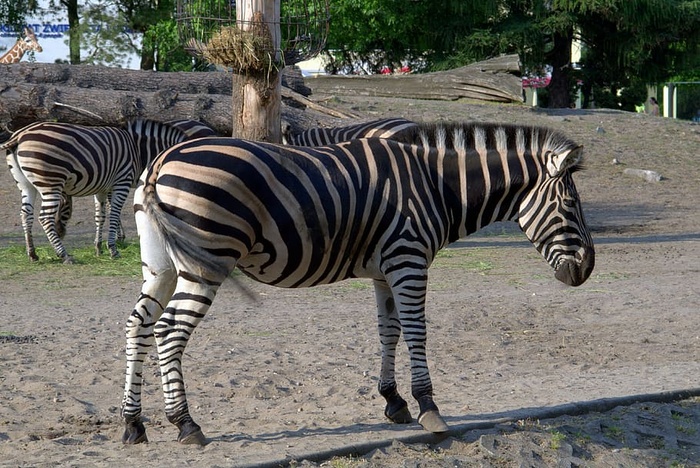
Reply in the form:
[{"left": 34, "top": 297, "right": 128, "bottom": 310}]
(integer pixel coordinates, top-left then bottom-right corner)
[{"left": 554, "top": 247, "right": 595, "bottom": 287}]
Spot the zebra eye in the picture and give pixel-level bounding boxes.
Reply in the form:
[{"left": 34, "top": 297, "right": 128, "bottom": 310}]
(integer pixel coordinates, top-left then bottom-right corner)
[{"left": 562, "top": 196, "right": 577, "bottom": 207}]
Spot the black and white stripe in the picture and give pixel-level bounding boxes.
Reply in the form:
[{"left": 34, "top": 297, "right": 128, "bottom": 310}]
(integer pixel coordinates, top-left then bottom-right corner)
[
  {"left": 3, "top": 119, "right": 215, "bottom": 263},
  {"left": 121, "top": 121, "right": 595, "bottom": 445},
  {"left": 283, "top": 117, "right": 418, "bottom": 146}
]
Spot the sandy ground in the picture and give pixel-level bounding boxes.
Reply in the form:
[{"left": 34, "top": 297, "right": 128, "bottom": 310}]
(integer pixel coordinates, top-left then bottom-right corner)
[{"left": 1, "top": 95, "right": 700, "bottom": 467}]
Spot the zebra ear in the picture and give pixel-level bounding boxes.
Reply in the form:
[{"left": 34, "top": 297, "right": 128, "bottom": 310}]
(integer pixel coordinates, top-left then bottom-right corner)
[{"left": 547, "top": 145, "right": 583, "bottom": 177}]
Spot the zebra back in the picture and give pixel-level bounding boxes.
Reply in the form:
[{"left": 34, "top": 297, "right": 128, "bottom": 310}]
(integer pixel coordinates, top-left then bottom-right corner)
[
  {"left": 165, "top": 119, "right": 217, "bottom": 139},
  {"left": 125, "top": 119, "right": 196, "bottom": 177},
  {"left": 284, "top": 117, "right": 418, "bottom": 146}
]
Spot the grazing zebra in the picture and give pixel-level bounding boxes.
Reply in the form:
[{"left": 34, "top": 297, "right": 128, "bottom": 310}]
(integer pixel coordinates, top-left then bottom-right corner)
[
  {"left": 121, "top": 121, "right": 595, "bottom": 445},
  {"left": 283, "top": 117, "right": 418, "bottom": 146},
  {"left": 2, "top": 119, "right": 213, "bottom": 263}
]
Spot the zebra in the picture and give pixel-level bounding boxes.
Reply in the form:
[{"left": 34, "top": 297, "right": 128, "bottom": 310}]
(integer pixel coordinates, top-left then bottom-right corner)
[
  {"left": 121, "top": 121, "right": 595, "bottom": 445},
  {"left": 2, "top": 119, "right": 214, "bottom": 263},
  {"left": 282, "top": 117, "right": 418, "bottom": 146}
]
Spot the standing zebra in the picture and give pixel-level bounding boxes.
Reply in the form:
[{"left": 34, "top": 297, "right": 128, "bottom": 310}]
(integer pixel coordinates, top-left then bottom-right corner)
[
  {"left": 3, "top": 119, "right": 212, "bottom": 263},
  {"left": 121, "top": 122, "right": 595, "bottom": 445},
  {"left": 283, "top": 117, "right": 418, "bottom": 146}
]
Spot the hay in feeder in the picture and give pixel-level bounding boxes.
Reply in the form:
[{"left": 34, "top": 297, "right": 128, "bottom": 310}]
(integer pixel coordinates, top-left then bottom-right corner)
[{"left": 202, "top": 12, "right": 278, "bottom": 73}]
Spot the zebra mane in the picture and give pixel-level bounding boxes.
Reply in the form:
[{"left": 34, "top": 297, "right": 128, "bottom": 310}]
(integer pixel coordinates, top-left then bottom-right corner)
[{"left": 394, "top": 121, "right": 582, "bottom": 170}]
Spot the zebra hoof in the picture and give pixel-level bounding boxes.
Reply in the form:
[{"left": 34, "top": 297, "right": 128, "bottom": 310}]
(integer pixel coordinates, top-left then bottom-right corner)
[
  {"left": 417, "top": 410, "right": 449, "bottom": 433},
  {"left": 110, "top": 250, "right": 121, "bottom": 259},
  {"left": 385, "top": 404, "right": 413, "bottom": 424},
  {"left": 122, "top": 420, "right": 148, "bottom": 444},
  {"left": 62, "top": 255, "right": 75, "bottom": 264},
  {"left": 177, "top": 424, "right": 207, "bottom": 445}
]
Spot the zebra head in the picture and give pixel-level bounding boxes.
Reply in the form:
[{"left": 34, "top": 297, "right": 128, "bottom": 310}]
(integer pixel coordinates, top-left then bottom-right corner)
[{"left": 517, "top": 141, "right": 595, "bottom": 287}]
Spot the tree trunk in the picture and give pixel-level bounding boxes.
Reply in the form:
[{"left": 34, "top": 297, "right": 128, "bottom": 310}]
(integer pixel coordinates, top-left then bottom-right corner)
[
  {"left": 231, "top": 0, "right": 282, "bottom": 141},
  {"left": 547, "top": 30, "right": 573, "bottom": 109},
  {"left": 66, "top": 0, "right": 80, "bottom": 64}
]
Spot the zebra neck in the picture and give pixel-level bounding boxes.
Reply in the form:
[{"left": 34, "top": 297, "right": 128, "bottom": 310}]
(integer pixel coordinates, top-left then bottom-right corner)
[{"left": 439, "top": 152, "right": 535, "bottom": 242}]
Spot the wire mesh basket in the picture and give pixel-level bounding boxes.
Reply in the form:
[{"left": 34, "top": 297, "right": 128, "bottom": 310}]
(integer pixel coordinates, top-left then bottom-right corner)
[{"left": 175, "top": 0, "right": 330, "bottom": 69}]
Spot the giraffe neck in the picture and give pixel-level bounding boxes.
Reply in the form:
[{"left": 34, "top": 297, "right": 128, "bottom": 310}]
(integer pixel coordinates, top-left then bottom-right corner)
[{"left": 0, "top": 41, "right": 29, "bottom": 64}]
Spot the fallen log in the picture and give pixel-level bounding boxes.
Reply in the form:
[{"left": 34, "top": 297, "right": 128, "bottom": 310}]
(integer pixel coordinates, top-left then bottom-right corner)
[
  {"left": 306, "top": 54, "right": 524, "bottom": 103},
  {"left": 0, "top": 56, "right": 523, "bottom": 136},
  {"left": 0, "top": 63, "right": 339, "bottom": 135}
]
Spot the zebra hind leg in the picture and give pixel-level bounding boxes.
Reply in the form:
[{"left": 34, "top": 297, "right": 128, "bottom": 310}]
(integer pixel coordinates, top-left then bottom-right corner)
[
  {"left": 56, "top": 193, "right": 72, "bottom": 240},
  {"left": 155, "top": 272, "right": 224, "bottom": 445},
  {"left": 38, "top": 192, "right": 73, "bottom": 263},
  {"left": 93, "top": 193, "right": 109, "bottom": 256},
  {"left": 121, "top": 266, "right": 177, "bottom": 444},
  {"left": 122, "top": 207, "right": 184, "bottom": 444},
  {"left": 106, "top": 187, "right": 129, "bottom": 258},
  {"left": 19, "top": 189, "right": 39, "bottom": 261}
]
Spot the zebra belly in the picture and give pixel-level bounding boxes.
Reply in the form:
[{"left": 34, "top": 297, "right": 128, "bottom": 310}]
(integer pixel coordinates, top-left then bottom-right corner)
[{"left": 234, "top": 243, "right": 380, "bottom": 288}]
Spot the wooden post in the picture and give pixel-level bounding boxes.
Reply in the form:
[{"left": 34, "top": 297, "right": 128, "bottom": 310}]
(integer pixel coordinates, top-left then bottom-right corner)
[{"left": 232, "top": 0, "right": 281, "bottom": 142}]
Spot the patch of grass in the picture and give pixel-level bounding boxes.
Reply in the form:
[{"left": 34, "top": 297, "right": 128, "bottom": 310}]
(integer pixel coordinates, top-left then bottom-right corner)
[
  {"left": 242, "top": 330, "right": 274, "bottom": 338},
  {"left": 603, "top": 424, "right": 624, "bottom": 441},
  {"left": 671, "top": 412, "right": 697, "bottom": 436},
  {"left": 549, "top": 430, "right": 567, "bottom": 450},
  {"left": 434, "top": 248, "right": 494, "bottom": 273},
  {"left": 0, "top": 242, "right": 142, "bottom": 280},
  {"left": 593, "top": 272, "right": 630, "bottom": 281}
]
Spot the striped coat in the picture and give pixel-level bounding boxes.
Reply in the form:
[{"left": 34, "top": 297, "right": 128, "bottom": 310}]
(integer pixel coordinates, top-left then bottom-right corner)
[{"left": 121, "top": 121, "right": 595, "bottom": 445}]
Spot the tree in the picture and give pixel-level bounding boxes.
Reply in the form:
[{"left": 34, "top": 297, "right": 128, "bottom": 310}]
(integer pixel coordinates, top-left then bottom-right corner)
[
  {"left": 0, "top": 0, "right": 39, "bottom": 33},
  {"left": 324, "top": 0, "right": 496, "bottom": 74},
  {"left": 324, "top": 0, "right": 700, "bottom": 109},
  {"left": 117, "top": 0, "right": 183, "bottom": 70}
]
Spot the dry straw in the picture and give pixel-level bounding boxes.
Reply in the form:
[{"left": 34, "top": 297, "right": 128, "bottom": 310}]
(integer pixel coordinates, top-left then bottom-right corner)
[{"left": 202, "top": 12, "right": 278, "bottom": 73}]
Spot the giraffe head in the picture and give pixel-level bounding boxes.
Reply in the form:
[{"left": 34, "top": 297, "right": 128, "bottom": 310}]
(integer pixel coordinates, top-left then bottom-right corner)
[
  {"left": 22, "top": 28, "right": 43, "bottom": 54},
  {"left": 0, "top": 27, "right": 42, "bottom": 64}
]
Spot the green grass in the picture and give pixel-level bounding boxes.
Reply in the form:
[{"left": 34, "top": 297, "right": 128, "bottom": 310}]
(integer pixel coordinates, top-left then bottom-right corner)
[
  {"left": 433, "top": 248, "right": 495, "bottom": 273},
  {"left": 0, "top": 242, "right": 142, "bottom": 280},
  {"left": 549, "top": 430, "right": 567, "bottom": 450}
]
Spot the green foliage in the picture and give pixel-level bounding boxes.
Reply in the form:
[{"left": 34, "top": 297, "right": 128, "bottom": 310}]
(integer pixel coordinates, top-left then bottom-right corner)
[
  {"left": 0, "top": 0, "right": 39, "bottom": 33},
  {"left": 325, "top": 0, "right": 496, "bottom": 73},
  {"left": 142, "top": 19, "right": 194, "bottom": 71},
  {"left": 75, "top": 3, "right": 140, "bottom": 68}
]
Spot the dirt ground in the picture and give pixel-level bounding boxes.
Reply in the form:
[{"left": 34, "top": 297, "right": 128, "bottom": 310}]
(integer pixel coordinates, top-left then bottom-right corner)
[{"left": 1, "top": 94, "right": 700, "bottom": 467}]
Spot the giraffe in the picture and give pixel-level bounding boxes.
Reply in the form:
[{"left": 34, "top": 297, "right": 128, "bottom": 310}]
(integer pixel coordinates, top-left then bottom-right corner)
[{"left": 0, "top": 28, "right": 43, "bottom": 64}]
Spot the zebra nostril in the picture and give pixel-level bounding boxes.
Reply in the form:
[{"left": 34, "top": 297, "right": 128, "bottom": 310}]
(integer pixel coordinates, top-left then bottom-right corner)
[{"left": 554, "top": 247, "right": 595, "bottom": 286}]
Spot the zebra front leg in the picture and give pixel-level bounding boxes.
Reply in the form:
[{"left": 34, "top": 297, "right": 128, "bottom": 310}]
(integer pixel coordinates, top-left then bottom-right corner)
[
  {"left": 374, "top": 279, "right": 412, "bottom": 424},
  {"left": 154, "top": 273, "right": 223, "bottom": 445},
  {"left": 388, "top": 271, "right": 449, "bottom": 434}
]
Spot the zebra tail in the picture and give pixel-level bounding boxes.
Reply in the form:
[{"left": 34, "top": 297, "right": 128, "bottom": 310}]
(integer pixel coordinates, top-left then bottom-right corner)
[{"left": 140, "top": 178, "right": 231, "bottom": 282}]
